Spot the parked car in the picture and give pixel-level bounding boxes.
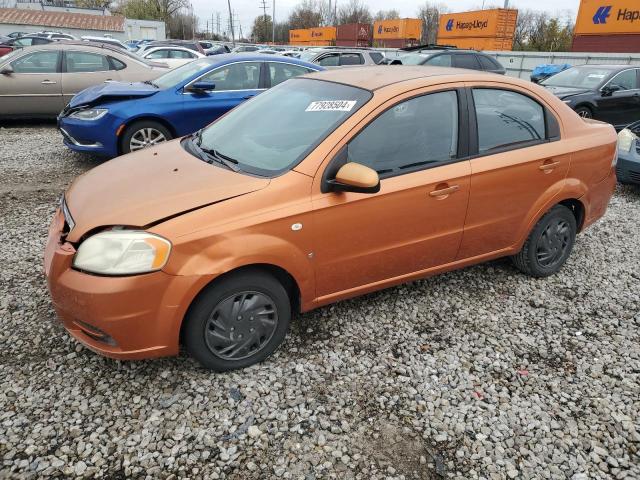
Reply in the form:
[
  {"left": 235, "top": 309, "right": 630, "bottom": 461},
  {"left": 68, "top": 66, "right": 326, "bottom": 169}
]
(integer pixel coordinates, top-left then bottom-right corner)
[
  {"left": 137, "top": 40, "right": 205, "bottom": 57},
  {"left": 530, "top": 63, "right": 571, "bottom": 84},
  {"left": 81, "top": 36, "right": 130, "bottom": 50},
  {"left": 33, "top": 31, "right": 77, "bottom": 40},
  {"left": 0, "top": 42, "right": 167, "bottom": 119},
  {"left": 46, "top": 66, "right": 617, "bottom": 371},
  {"left": 300, "top": 48, "right": 385, "bottom": 66},
  {"left": 7, "top": 31, "right": 29, "bottom": 38},
  {"left": 542, "top": 65, "right": 640, "bottom": 129},
  {"left": 392, "top": 48, "right": 505, "bottom": 74},
  {"left": 140, "top": 46, "right": 205, "bottom": 68},
  {"left": 0, "top": 35, "right": 53, "bottom": 57},
  {"left": 616, "top": 121, "right": 640, "bottom": 185},
  {"left": 231, "top": 45, "right": 260, "bottom": 53},
  {"left": 57, "top": 54, "right": 323, "bottom": 157},
  {"left": 205, "top": 43, "right": 231, "bottom": 56}
]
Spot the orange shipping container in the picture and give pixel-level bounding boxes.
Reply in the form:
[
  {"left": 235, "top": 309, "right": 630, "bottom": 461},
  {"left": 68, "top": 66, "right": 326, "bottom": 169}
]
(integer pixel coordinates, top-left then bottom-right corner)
[
  {"left": 310, "top": 26, "right": 336, "bottom": 41},
  {"left": 438, "top": 8, "right": 517, "bottom": 39},
  {"left": 440, "top": 36, "right": 514, "bottom": 51},
  {"left": 575, "top": 0, "right": 640, "bottom": 35},
  {"left": 289, "top": 29, "right": 311, "bottom": 43},
  {"left": 308, "top": 40, "right": 334, "bottom": 46},
  {"left": 373, "top": 18, "right": 422, "bottom": 40}
]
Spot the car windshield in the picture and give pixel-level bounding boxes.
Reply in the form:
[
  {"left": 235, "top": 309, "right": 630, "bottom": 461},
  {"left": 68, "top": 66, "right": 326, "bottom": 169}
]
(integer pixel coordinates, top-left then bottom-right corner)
[
  {"left": 153, "top": 58, "right": 211, "bottom": 89},
  {"left": 196, "top": 78, "right": 372, "bottom": 176},
  {"left": 542, "top": 66, "right": 613, "bottom": 89},
  {"left": 399, "top": 53, "right": 428, "bottom": 65}
]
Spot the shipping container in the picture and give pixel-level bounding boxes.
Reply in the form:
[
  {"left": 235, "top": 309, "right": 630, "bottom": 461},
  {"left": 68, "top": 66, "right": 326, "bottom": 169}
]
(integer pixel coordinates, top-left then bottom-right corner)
[
  {"left": 308, "top": 40, "right": 334, "bottom": 46},
  {"left": 438, "top": 8, "right": 517, "bottom": 39},
  {"left": 440, "top": 36, "right": 514, "bottom": 51},
  {"left": 373, "top": 18, "right": 422, "bottom": 41},
  {"left": 289, "top": 29, "right": 311, "bottom": 43},
  {"left": 575, "top": 0, "right": 640, "bottom": 35},
  {"left": 336, "top": 23, "right": 371, "bottom": 41},
  {"left": 310, "top": 26, "right": 336, "bottom": 41},
  {"left": 335, "top": 39, "right": 370, "bottom": 47},
  {"left": 572, "top": 33, "right": 640, "bottom": 52}
]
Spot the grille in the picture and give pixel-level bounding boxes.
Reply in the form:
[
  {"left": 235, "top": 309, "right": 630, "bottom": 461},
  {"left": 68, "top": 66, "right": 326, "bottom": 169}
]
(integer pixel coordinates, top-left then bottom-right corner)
[{"left": 629, "top": 170, "right": 640, "bottom": 183}]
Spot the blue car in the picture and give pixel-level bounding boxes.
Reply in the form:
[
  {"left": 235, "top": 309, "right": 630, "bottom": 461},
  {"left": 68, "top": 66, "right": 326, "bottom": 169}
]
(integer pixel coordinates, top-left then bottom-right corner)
[
  {"left": 616, "top": 121, "right": 640, "bottom": 185},
  {"left": 58, "top": 54, "right": 323, "bottom": 157}
]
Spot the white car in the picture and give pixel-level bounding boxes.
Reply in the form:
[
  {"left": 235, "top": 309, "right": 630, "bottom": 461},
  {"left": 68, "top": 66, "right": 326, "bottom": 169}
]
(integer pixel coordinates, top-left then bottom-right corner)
[
  {"left": 140, "top": 46, "right": 205, "bottom": 69},
  {"left": 81, "top": 36, "right": 130, "bottom": 50}
]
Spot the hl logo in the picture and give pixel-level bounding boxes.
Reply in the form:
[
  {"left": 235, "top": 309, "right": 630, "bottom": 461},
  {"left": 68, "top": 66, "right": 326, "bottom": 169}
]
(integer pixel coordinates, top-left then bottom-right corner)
[{"left": 446, "top": 19, "right": 454, "bottom": 31}]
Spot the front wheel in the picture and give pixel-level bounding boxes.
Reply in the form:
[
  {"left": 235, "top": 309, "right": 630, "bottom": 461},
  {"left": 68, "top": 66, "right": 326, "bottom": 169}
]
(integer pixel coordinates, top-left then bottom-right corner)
[
  {"left": 183, "top": 270, "right": 291, "bottom": 371},
  {"left": 574, "top": 106, "right": 592, "bottom": 119},
  {"left": 511, "top": 205, "right": 577, "bottom": 278},
  {"left": 120, "top": 120, "right": 173, "bottom": 154}
]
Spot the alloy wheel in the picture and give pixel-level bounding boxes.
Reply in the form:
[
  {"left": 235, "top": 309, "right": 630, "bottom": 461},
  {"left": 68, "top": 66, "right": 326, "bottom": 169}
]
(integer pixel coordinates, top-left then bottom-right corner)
[
  {"left": 577, "top": 109, "right": 592, "bottom": 119},
  {"left": 204, "top": 291, "right": 279, "bottom": 361},
  {"left": 129, "top": 127, "right": 167, "bottom": 151},
  {"left": 536, "top": 219, "right": 571, "bottom": 268}
]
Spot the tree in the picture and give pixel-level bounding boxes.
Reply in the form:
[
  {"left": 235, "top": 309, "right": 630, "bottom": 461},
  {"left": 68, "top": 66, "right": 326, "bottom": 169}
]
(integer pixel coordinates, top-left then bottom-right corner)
[
  {"left": 75, "top": 0, "right": 112, "bottom": 8},
  {"left": 373, "top": 9, "right": 400, "bottom": 21},
  {"left": 337, "top": 0, "right": 372, "bottom": 25},
  {"left": 416, "top": 2, "right": 447, "bottom": 44},
  {"left": 288, "top": 0, "right": 332, "bottom": 29},
  {"left": 251, "top": 14, "right": 273, "bottom": 43},
  {"left": 512, "top": 9, "right": 574, "bottom": 51}
]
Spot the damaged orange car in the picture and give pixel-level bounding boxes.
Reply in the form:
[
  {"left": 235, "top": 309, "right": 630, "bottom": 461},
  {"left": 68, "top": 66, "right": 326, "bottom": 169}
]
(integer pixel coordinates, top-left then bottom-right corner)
[{"left": 45, "top": 66, "right": 617, "bottom": 371}]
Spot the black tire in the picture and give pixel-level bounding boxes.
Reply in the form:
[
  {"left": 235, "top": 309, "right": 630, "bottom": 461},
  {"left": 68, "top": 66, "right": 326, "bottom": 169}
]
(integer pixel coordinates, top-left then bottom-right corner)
[
  {"left": 120, "top": 120, "right": 173, "bottom": 155},
  {"left": 183, "top": 269, "right": 291, "bottom": 371},
  {"left": 511, "top": 205, "right": 577, "bottom": 278},
  {"left": 574, "top": 106, "right": 593, "bottom": 119}
]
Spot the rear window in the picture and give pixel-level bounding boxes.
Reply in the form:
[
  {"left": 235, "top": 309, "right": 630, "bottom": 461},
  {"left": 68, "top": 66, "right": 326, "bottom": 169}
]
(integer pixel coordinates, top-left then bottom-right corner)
[
  {"left": 477, "top": 55, "right": 500, "bottom": 70},
  {"left": 369, "top": 52, "right": 384, "bottom": 64},
  {"left": 453, "top": 54, "right": 481, "bottom": 70}
]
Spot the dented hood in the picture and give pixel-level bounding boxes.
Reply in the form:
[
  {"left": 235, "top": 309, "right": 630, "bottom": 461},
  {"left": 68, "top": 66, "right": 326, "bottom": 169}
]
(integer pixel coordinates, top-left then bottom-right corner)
[
  {"left": 64, "top": 139, "right": 269, "bottom": 242},
  {"left": 69, "top": 81, "right": 159, "bottom": 108}
]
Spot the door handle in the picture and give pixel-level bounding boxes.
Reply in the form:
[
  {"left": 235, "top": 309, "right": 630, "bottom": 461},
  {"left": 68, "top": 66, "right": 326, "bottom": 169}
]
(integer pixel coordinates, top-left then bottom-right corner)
[
  {"left": 429, "top": 184, "right": 459, "bottom": 197},
  {"left": 41, "top": 80, "right": 57, "bottom": 85},
  {"left": 539, "top": 160, "right": 560, "bottom": 171}
]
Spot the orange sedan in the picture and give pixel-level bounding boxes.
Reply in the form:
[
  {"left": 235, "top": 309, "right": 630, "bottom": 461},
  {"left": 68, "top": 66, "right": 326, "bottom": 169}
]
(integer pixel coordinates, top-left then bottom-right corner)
[{"left": 44, "top": 67, "right": 618, "bottom": 371}]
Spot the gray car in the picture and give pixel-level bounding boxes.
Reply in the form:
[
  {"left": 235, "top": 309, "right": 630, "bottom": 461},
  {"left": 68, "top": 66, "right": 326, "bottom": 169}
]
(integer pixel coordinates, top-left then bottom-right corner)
[
  {"left": 392, "top": 48, "right": 506, "bottom": 75},
  {"left": 0, "top": 42, "right": 167, "bottom": 119},
  {"left": 299, "top": 48, "right": 386, "bottom": 67}
]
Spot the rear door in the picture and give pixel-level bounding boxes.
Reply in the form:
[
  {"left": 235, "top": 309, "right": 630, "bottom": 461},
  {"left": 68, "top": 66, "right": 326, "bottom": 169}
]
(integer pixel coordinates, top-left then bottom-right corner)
[
  {"left": 0, "top": 49, "right": 63, "bottom": 116},
  {"left": 61, "top": 50, "right": 120, "bottom": 105},
  {"left": 181, "top": 61, "right": 264, "bottom": 133}
]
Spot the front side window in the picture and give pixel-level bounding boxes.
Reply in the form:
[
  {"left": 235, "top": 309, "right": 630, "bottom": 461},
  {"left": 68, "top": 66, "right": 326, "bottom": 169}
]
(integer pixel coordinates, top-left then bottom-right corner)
[
  {"left": 197, "top": 78, "right": 372, "bottom": 176},
  {"left": 340, "top": 53, "right": 363, "bottom": 66},
  {"left": 269, "top": 62, "right": 313, "bottom": 87},
  {"left": 14, "top": 38, "right": 34, "bottom": 46},
  {"left": 425, "top": 54, "right": 452, "bottom": 67},
  {"left": 11, "top": 51, "right": 59, "bottom": 73},
  {"left": 65, "top": 51, "right": 109, "bottom": 73},
  {"left": 473, "top": 88, "right": 545, "bottom": 153},
  {"left": 317, "top": 54, "right": 339, "bottom": 67},
  {"left": 147, "top": 49, "right": 170, "bottom": 59},
  {"left": 201, "top": 62, "right": 261, "bottom": 90},
  {"left": 607, "top": 69, "right": 637, "bottom": 91},
  {"left": 347, "top": 91, "right": 459, "bottom": 176}
]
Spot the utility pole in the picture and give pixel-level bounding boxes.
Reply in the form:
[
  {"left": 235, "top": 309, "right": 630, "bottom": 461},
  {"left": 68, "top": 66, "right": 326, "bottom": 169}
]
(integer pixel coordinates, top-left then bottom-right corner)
[
  {"left": 504, "top": 0, "right": 509, "bottom": 7},
  {"left": 227, "top": 0, "right": 235, "bottom": 46},
  {"left": 272, "top": 0, "right": 275, "bottom": 44},
  {"left": 216, "top": 12, "right": 221, "bottom": 36},
  {"left": 259, "top": 0, "right": 269, "bottom": 43}
]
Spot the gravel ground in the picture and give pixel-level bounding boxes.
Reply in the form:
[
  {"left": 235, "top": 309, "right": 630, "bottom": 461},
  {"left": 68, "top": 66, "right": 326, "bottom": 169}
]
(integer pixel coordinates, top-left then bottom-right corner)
[{"left": 0, "top": 124, "right": 639, "bottom": 480}]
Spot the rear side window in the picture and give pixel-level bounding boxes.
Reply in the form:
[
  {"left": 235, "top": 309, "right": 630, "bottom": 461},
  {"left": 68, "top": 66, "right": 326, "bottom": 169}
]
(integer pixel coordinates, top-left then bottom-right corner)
[
  {"left": 147, "top": 49, "right": 170, "bottom": 59},
  {"left": 453, "top": 54, "right": 481, "bottom": 70},
  {"left": 347, "top": 91, "right": 459, "bottom": 176},
  {"left": 340, "top": 53, "right": 363, "bottom": 66},
  {"left": 425, "top": 54, "right": 452, "bottom": 67},
  {"left": 369, "top": 52, "right": 384, "bottom": 64},
  {"left": 171, "top": 50, "right": 195, "bottom": 59},
  {"left": 65, "top": 51, "right": 110, "bottom": 73},
  {"left": 269, "top": 62, "right": 313, "bottom": 87},
  {"left": 477, "top": 55, "right": 499, "bottom": 71},
  {"left": 473, "top": 88, "right": 545, "bottom": 153}
]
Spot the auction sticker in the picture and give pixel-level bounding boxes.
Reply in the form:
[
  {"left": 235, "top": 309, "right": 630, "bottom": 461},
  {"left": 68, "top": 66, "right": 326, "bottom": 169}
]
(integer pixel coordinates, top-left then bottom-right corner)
[{"left": 306, "top": 100, "right": 356, "bottom": 112}]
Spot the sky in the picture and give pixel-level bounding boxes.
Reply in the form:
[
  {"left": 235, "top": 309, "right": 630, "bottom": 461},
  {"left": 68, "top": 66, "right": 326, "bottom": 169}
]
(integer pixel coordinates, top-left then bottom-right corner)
[{"left": 191, "top": 0, "right": 581, "bottom": 39}]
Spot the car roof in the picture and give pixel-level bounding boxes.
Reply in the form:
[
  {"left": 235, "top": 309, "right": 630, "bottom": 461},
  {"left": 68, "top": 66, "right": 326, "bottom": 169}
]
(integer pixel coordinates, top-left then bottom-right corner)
[
  {"left": 305, "top": 65, "right": 497, "bottom": 91},
  {"left": 195, "top": 53, "right": 322, "bottom": 69},
  {"left": 572, "top": 64, "right": 635, "bottom": 70}
]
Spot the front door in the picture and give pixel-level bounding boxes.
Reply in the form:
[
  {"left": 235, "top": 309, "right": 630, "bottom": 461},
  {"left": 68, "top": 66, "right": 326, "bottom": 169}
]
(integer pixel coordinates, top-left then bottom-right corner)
[
  {"left": 0, "top": 49, "right": 63, "bottom": 117},
  {"left": 596, "top": 68, "right": 640, "bottom": 128},
  {"left": 458, "top": 86, "right": 571, "bottom": 259},
  {"left": 181, "top": 61, "right": 264, "bottom": 134},
  {"left": 61, "top": 50, "right": 120, "bottom": 106},
  {"left": 312, "top": 89, "right": 471, "bottom": 301}
]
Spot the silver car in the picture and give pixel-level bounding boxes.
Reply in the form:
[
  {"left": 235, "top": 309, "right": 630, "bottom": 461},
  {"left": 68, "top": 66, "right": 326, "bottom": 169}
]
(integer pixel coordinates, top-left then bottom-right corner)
[
  {"left": 299, "top": 48, "right": 386, "bottom": 67},
  {"left": 0, "top": 42, "right": 167, "bottom": 118}
]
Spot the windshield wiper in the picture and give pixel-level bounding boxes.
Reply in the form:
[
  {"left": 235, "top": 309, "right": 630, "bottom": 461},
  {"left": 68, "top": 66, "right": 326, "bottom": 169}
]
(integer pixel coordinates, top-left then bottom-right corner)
[
  {"left": 191, "top": 130, "right": 240, "bottom": 171},
  {"left": 143, "top": 80, "right": 159, "bottom": 88}
]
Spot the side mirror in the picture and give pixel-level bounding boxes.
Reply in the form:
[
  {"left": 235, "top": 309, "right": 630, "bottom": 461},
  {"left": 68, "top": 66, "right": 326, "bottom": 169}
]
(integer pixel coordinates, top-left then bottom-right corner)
[
  {"left": 327, "top": 162, "right": 380, "bottom": 194},
  {"left": 601, "top": 84, "right": 620, "bottom": 96},
  {"left": 189, "top": 81, "right": 215, "bottom": 92},
  {"left": 0, "top": 65, "right": 13, "bottom": 75}
]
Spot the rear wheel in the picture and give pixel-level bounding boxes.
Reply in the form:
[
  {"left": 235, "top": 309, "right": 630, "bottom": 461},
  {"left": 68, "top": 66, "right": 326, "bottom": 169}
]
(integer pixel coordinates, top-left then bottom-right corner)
[
  {"left": 120, "top": 120, "right": 172, "bottom": 154},
  {"left": 574, "top": 106, "right": 592, "bottom": 119},
  {"left": 511, "top": 205, "right": 577, "bottom": 278},
  {"left": 183, "top": 270, "right": 291, "bottom": 371}
]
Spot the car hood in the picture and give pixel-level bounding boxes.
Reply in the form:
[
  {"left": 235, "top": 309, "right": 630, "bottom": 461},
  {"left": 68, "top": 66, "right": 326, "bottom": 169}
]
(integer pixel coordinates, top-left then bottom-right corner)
[
  {"left": 69, "top": 81, "right": 160, "bottom": 108},
  {"left": 543, "top": 85, "right": 592, "bottom": 98},
  {"left": 64, "top": 139, "right": 270, "bottom": 242}
]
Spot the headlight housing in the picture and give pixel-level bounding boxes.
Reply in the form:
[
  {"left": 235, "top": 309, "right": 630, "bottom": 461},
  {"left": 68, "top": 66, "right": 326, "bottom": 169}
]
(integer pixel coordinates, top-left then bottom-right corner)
[
  {"left": 617, "top": 128, "right": 637, "bottom": 153},
  {"left": 69, "top": 108, "right": 108, "bottom": 121},
  {"left": 73, "top": 231, "right": 171, "bottom": 275}
]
